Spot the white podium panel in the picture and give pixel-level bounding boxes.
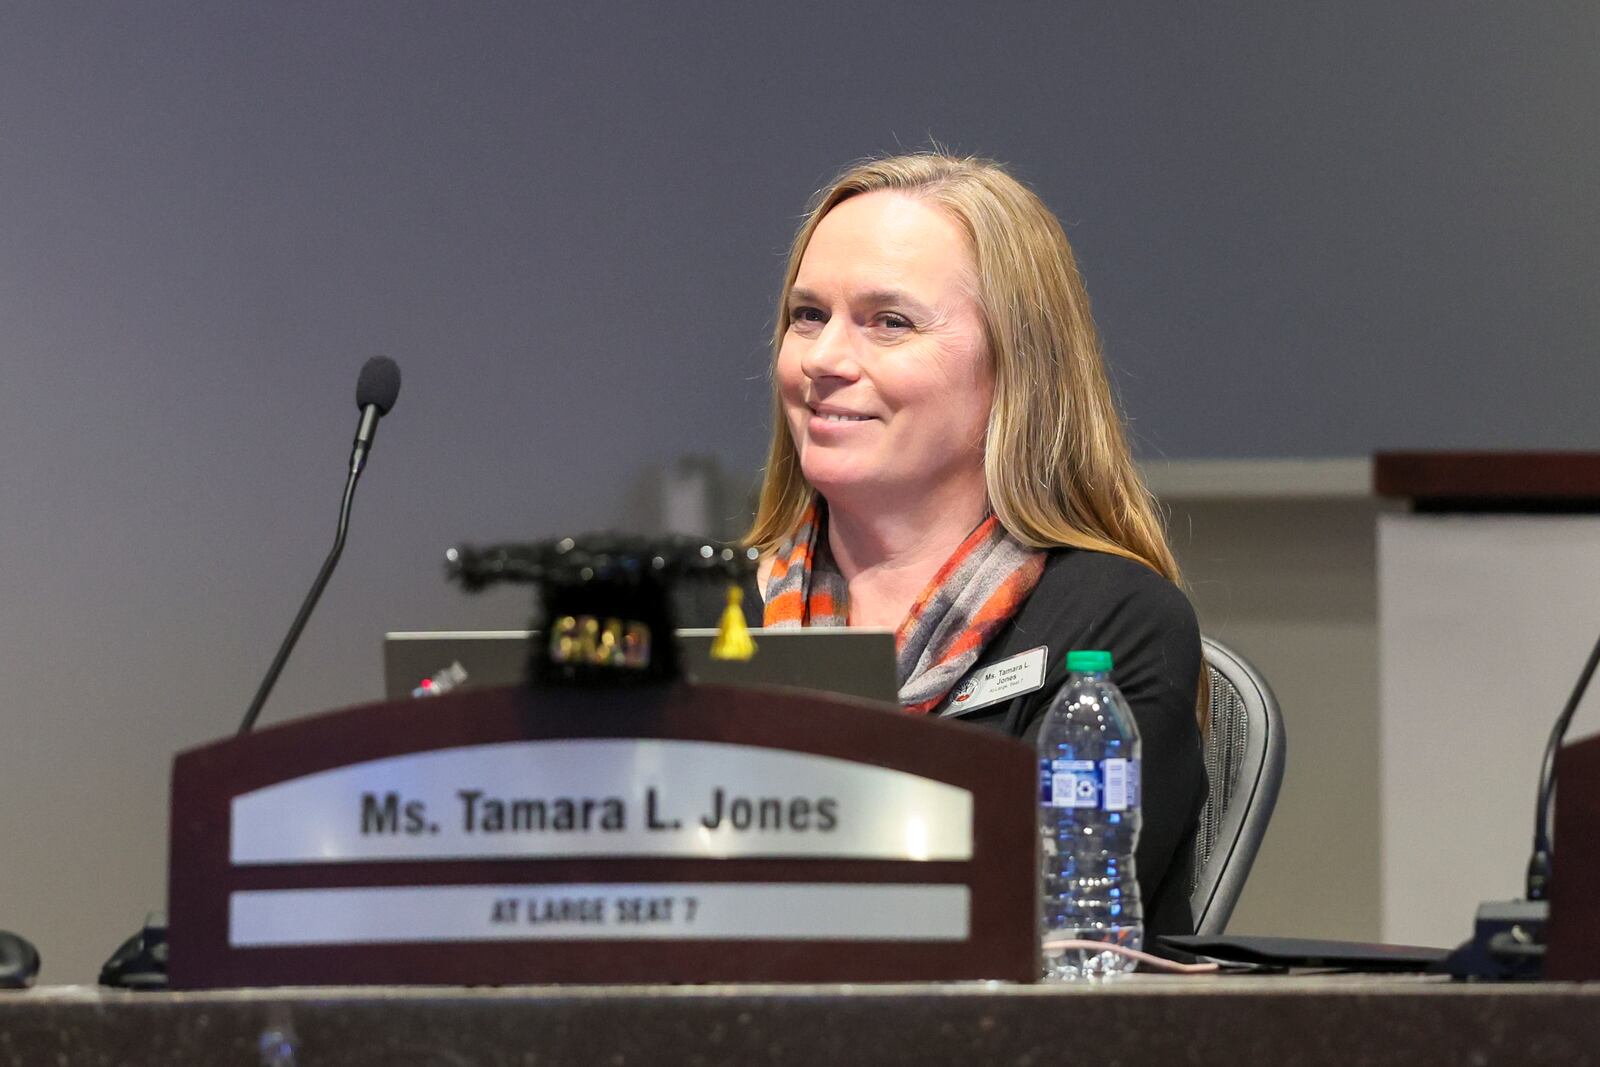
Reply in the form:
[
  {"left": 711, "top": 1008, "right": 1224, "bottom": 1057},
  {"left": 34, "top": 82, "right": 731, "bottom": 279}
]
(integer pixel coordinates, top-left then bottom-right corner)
[{"left": 1378, "top": 514, "right": 1600, "bottom": 947}]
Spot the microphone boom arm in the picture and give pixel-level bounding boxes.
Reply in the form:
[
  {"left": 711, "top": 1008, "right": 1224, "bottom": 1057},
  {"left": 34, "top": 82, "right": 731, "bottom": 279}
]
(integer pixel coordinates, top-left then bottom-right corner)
[
  {"left": 237, "top": 467, "right": 361, "bottom": 735},
  {"left": 1526, "top": 625, "right": 1600, "bottom": 900}
]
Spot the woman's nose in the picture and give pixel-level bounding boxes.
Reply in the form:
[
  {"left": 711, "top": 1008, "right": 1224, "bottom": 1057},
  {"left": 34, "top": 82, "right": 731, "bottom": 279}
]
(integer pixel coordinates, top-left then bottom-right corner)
[{"left": 801, "top": 318, "right": 861, "bottom": 381}]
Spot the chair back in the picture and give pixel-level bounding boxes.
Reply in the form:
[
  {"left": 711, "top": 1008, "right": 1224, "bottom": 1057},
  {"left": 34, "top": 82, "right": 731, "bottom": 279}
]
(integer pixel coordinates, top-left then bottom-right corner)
[{"left": 1189, "top": 637, "right": 1286, "bottom": 935}]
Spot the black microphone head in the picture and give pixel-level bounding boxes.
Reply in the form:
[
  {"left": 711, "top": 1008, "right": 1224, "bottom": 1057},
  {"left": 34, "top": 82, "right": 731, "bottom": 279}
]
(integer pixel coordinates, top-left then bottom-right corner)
[{"left": 356, "top": 355, "right": 401, "bottom": 415}]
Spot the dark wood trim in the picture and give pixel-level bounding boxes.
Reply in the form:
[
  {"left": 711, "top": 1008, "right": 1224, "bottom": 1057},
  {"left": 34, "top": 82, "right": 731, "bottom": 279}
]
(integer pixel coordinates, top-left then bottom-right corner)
[
  {"left": 1373, "top": 452, "right": 1600, "bottom": 505},
  {"left": 1546, "top": 731, "right": 1600, "bottom": 980}
]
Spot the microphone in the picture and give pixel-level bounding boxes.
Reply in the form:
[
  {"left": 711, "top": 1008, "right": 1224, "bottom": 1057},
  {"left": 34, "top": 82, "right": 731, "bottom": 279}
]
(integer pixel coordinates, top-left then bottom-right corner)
[
  {"left": 237, "top": 356, "right": 402, "bottom": 735},
  {"left": 352, "top": 354, "right": 401, "bottom": 476},
  {"left": 1443, "top": 623, "right": 1600, "bottom": 979},
  {"left": 1526, "top": 628, "right": 1600, "bottom": 902}
]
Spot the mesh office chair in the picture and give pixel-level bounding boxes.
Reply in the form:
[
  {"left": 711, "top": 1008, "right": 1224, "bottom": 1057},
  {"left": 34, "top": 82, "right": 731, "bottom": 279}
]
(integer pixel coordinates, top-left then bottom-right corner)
[{"left": 1188, "top": 637, "right": 1287, "bottom": 936}]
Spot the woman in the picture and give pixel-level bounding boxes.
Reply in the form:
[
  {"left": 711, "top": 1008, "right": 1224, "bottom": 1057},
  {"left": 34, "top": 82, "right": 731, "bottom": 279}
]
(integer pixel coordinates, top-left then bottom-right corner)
[{"left": 745, "top": 153, "right": 1207, "bottom": 936}]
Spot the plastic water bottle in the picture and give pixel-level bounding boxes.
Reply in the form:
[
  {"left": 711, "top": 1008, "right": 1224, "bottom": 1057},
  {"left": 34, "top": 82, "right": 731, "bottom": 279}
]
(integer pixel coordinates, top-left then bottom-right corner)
[{"left": 1037, "top": 649, "right": 1143, "bottom": 979}]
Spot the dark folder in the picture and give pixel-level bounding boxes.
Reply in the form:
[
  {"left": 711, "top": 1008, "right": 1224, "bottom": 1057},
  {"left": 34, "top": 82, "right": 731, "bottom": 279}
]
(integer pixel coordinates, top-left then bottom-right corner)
[{"left": 1158, "top": 934, "right": 1449, "bottom": 972}]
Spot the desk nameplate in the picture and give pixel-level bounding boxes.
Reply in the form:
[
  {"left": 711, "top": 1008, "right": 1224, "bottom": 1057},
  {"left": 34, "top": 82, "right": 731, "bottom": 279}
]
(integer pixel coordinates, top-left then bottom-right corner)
[
  {"left": 169, "top": 682, "right": 1037, "bottom": 986},
  {"left": 232, "top": 739, "right": 972, "bottom": 864}
]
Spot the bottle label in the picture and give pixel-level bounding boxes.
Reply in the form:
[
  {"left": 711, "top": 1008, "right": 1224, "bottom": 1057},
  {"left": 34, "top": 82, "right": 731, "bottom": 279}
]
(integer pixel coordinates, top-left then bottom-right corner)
[
  {"left": 1042, "top": 758, "right": 1141, "bottom": 811},
  {"left": 1102, "top": 758, "right": 1140, "bottom": 812}
]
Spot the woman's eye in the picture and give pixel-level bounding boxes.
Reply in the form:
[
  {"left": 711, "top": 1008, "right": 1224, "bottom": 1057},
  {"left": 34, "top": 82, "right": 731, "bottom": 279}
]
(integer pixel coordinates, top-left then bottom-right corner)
[{"left": 789, "top": 306, "right": 825, "bottom": 325}]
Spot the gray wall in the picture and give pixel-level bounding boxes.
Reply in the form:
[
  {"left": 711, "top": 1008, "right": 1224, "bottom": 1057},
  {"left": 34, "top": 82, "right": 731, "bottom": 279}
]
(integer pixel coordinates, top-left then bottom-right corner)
[
  {"left": 1169, "top": 495, "right": 1383, "bottom": 942},
  {"left": 1, "top": 3, "right": 1597, "bottom": 980}
]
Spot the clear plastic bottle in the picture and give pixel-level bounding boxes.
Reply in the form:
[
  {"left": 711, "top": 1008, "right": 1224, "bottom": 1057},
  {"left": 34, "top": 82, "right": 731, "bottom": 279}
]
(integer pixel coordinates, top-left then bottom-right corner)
[{"left": 1037, "top": 649, "right": 1143, "bottom": 979}]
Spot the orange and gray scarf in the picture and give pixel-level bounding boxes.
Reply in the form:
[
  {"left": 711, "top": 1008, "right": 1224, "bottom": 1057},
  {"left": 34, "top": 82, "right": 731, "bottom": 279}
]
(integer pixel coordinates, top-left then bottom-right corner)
[{"left": 763, "top": 501, "right": 1046, "bottom": 714}]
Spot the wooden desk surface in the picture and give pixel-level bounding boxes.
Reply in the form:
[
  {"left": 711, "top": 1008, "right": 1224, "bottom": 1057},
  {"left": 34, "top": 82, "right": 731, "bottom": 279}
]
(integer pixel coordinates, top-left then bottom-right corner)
[{"left": 3, "top": 976, "right": 1598, "bottom": 1066}]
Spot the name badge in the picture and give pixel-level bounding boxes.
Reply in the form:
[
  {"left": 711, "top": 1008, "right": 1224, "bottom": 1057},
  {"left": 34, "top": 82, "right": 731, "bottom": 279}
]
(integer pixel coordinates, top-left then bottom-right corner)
[{"left": 941, "top": 645, "right": 1048, "bottom": 717}]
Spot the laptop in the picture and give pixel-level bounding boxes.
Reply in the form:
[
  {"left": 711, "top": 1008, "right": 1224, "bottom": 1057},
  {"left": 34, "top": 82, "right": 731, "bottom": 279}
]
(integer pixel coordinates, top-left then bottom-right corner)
[{"left": 383, "top": 628, "right": 900, "bottom": 704}]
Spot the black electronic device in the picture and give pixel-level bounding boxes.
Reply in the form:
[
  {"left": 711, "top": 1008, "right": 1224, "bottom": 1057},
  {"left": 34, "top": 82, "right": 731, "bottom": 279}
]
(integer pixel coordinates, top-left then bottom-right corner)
[
  {"left": 1440, "top": 900, "right": 1547, "bottom": 982},
  {"left": 445, "top": 535, "right": 755, "bottom": 687},
  {"left": 99, "top": 914, "right": 168, "bottom": 990},
  {"left": 0, "top": 929, "right": 41, "bottom": 989}
]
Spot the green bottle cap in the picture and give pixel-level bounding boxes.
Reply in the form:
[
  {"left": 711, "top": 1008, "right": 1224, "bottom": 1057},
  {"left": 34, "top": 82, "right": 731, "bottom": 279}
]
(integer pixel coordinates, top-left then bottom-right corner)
[{"left": 1066, "top": 649, "right": 1113, "bottom": 673}]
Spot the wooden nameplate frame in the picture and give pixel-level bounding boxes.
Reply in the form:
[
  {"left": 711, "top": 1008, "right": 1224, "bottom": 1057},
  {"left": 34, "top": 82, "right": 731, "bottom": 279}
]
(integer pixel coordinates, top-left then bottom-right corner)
[{"left": 167, "top": 683, "right": 1038, "bottom": 988}]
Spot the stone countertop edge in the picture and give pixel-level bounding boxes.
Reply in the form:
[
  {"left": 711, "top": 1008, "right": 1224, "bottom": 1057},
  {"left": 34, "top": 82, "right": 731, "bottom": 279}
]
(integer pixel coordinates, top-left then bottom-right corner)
[{"left": 5, "top": 974, "right": 1598, "bottom": 1004}]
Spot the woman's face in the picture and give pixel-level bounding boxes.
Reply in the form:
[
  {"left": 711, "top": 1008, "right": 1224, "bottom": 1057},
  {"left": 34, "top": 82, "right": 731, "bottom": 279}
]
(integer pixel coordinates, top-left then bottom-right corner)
[{"left": 777, "top": 191, "right": 993, "bottom": 512}]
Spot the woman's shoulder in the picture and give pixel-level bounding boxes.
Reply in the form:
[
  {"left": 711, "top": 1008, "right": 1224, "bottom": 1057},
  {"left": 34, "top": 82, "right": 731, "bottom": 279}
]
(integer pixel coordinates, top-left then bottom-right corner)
[
  {"left": 1016, "top": 546, "right": 1200, "bottom": 652},
  {"left": 1034, "top": 547, "right": 1195, "bottom": 614}
]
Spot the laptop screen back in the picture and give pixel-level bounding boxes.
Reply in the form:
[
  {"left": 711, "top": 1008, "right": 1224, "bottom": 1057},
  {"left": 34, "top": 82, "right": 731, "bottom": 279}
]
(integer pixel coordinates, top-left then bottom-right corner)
[{"left": 383, "top": 629, "right": 900, "bottom": 704}]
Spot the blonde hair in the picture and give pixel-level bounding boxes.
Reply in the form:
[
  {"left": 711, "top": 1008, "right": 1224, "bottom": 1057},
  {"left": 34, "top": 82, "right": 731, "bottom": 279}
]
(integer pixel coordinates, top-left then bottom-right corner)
[{"left": 746, "top": 152, "right": 1180, "bottom": 585}]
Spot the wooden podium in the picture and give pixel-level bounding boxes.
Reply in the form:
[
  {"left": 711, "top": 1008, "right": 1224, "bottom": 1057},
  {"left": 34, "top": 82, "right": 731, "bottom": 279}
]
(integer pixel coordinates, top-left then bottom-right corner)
[{"left": 167, "top": 683, "right": 1039, "bottom": 988}]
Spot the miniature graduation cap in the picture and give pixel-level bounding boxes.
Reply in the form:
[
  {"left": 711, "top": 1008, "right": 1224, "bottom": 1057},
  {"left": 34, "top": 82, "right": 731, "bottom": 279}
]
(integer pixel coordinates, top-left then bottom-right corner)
[{"left": 446, "top": 534, "right": 758, "bottom": 687}]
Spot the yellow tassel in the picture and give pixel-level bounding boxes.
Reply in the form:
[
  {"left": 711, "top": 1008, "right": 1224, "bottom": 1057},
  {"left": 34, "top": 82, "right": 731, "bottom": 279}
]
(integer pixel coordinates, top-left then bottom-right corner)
[{"left": 709, "top": 585, "right": 757, "bottom": 661}]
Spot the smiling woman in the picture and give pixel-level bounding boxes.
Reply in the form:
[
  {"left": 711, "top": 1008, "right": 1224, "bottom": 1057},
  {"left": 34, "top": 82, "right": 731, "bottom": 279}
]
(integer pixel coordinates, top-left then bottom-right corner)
[
  {"left": 776, "top": 192, "right": 993, "bottom": 558},
  {"left": 744, "top": 152, "right": 1208, "bottom": 937}
]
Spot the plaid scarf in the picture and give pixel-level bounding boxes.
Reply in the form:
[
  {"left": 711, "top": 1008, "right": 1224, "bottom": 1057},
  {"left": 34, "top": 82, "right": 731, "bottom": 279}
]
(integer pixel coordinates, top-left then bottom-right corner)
[{"left": 763, "top": 501, "right": 1046, "bottom": 714}]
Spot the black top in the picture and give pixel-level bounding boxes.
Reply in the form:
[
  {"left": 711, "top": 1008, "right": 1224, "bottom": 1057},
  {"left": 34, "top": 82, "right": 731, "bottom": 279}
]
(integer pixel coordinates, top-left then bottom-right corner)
[
  {"left": 739, "top": 546, "right": 1207, "bottom": 937},
  {"left": 933, "top": 549, "right": 1207, "bottom": 936}
]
